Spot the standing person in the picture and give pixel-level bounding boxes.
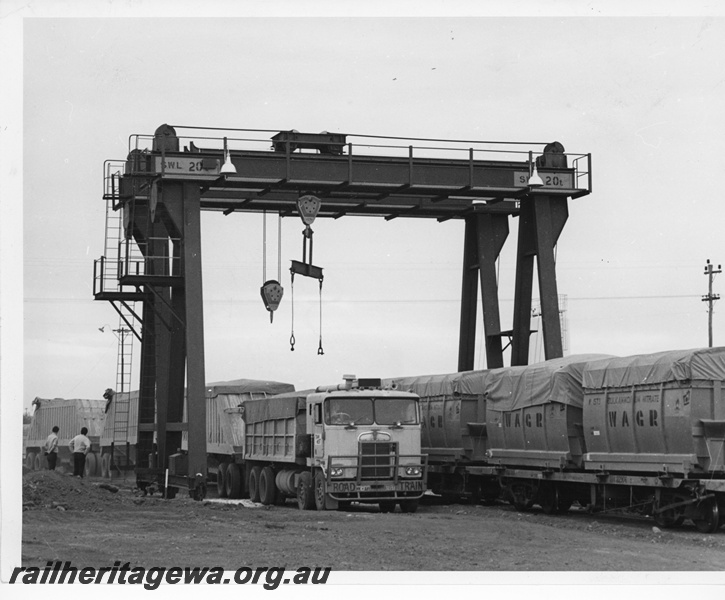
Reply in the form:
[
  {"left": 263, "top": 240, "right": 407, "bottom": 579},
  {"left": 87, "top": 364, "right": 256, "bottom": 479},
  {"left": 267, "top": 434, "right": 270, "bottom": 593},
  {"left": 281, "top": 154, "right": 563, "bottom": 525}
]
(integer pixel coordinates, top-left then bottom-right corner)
[
  {"left": 69, "top": 427, "right": 91, "bottom": 478},
  {"left": 44, "top": 426, "right": 60, "bottom": 470}
]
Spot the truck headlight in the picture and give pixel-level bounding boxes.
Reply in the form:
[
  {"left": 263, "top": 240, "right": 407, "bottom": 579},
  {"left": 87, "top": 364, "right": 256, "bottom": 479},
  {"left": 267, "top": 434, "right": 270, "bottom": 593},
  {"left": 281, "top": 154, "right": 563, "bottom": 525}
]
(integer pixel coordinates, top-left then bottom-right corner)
[
  {"left": 330, "top": 467, "right": 344, "bottom": 478},
  {"left": 404, "top": 466, "right": 422, "bottom": 477}
]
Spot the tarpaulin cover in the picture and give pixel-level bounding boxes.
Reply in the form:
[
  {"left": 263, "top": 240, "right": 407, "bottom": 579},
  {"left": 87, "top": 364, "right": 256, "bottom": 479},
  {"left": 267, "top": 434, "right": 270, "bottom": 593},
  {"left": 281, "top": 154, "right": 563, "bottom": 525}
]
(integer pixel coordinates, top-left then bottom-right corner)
[
  {"left": 582, "top": 347, "right": 725, "bottom": 389},
  {"left": 206, "top": 379, "right": 295, "bottom": 397},
  {"left": 387, "top": 373, "right": 469, "bottom": 398},
  {"left": 242, "top": 396, "right": 306, "bottom": 424},
  {"left": 484, "top": 354, "right": 612, "bottom": 411}
]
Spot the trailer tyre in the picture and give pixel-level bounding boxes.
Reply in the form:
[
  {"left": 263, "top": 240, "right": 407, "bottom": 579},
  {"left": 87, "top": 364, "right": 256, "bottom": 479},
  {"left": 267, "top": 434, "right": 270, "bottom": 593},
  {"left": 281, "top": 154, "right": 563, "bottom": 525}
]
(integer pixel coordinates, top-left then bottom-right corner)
[
  {"left": 226, "top": 463, "right": 243, "bottom": 499},
  {"left": 217, "top": 462, "right": 229, "bottom": 498},
  {"left": 84, "top": 453, "right": 98, "bottom": 478},
  {"left": 297, "top": 472, "right": 315, "bottom": 510},
  {"left": 101, "top": 454, "right": 110, "bottom": 479},
  {"left": 26, "top": 452, "right": 36, "bottom": 471},
  {"left": 259, "top": 467, "right": 277, "bottom": 505},
  {"left": 248, "top": 466, "right": 262, "bottom": 503},
  {"left": 34, "top": 453, "right": 42, "bottom": 471}
]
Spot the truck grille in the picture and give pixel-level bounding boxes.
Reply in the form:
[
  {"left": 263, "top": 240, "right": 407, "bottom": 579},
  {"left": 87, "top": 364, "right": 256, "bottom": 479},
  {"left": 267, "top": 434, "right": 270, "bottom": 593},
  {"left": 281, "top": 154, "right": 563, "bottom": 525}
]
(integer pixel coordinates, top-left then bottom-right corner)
[{"left": 360, "top": 441, "right": 397, "bottom": 479}]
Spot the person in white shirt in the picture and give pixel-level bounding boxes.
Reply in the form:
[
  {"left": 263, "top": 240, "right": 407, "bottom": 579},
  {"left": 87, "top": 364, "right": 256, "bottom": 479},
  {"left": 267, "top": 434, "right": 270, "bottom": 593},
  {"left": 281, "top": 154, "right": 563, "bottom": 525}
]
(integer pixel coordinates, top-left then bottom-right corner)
[
  {"left": 44, "top": 426, "right": 60, "bottom": 470},
  {"left": 69, "top": 427, "right": 91, "bottom": 478}
]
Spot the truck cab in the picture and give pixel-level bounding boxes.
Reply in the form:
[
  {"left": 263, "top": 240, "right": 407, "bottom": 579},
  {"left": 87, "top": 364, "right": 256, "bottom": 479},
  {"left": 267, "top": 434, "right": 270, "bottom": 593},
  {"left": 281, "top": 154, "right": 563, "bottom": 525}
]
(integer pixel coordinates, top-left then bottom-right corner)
[{"left": 303, "top": 377, "right": 427, "bottom": 513}]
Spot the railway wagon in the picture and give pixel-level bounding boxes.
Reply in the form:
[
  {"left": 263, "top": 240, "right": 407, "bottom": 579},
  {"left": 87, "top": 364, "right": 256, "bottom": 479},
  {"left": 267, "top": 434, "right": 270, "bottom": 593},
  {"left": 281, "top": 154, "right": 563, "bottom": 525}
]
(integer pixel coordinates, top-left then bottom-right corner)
[
  {"left": 481, "top": 354, "right": 610, "bottom": 511},
  {"left": 576, "top": 347, "right": 725, "bottom": 531},
  {"left": 24, "top": 398, "right": 106, "bottom": 476},
  {"left": 385, "top": 371, "right": 493, "bottom": 501}
]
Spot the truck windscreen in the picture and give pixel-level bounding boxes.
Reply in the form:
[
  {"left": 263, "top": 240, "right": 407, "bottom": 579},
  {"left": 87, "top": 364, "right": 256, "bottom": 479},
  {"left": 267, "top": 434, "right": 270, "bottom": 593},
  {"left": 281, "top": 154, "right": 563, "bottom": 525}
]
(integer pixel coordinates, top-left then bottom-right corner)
[{"left": 325, "top": 397, "right": 418, "bottom": 426}]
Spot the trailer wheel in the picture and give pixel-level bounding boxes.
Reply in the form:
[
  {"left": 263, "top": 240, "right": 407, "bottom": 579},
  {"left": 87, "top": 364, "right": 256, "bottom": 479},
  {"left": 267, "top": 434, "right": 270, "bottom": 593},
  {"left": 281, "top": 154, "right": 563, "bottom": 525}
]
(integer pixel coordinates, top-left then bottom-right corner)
[
  {"left": 248, "top": 466, "right": 262, "bottom": 503},
  {"left": 101, "top": 454, "right": 110, "bottom": 479},
  {"left": 314, "top": 471, "right": 328, "bottom": 511},
  {"left": 693, "top": 497, "right": 720, "bottom": 533},
  {"left": 217, "top": 462, "right": 229, "bottom": 498},
  {"left": 259, "top": 467, "right": 277, "bottom": 505},
  {"left": 26, "top": 452, "right": 36, "bottom": 471},
  {"left": 34, "top": 453, "right": 42, "bottom": 471},
  {"left": 297, "top": 472, "right": 314, "bottom": 510},
  {"left": 226, "top": 463, "right": 243, "bottom": 499},
  {"left": 84, "top": 453, "right": 98, "bottom": 478},
  {"left": 399, "top": 499, "right": 419, "bottom": 514}
]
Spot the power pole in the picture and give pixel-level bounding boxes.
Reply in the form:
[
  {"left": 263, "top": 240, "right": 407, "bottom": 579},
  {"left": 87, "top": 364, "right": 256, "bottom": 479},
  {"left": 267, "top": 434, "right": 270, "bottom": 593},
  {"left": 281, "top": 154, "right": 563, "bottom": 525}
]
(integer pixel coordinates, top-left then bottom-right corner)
[{"left": 702, "top": 259, "right": 721, "bottom": 347}]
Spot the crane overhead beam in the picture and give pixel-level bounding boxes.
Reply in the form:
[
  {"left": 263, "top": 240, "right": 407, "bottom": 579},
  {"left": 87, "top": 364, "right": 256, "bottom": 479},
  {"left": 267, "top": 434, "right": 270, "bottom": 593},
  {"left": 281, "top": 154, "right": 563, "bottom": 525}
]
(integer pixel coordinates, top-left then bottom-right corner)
[{"left": 121, "top": 136, "right": 589, "bottom": 221}]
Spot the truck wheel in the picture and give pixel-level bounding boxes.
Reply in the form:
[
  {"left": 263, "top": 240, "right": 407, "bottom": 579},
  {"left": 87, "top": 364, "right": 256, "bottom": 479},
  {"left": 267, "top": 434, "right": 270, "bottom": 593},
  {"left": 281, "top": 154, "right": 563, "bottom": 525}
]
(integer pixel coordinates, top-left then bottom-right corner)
[
  {"left": 226, "top": 463, "right": 243, "bottom": 499},
  {"left": 248, "top": 466, "right": 262, "bottom": 503},
  {"left": 297, "top": 472, "right": 315, "bottom": 510},
  {"left": 84, "top": 453, "right": 98, "bottom": 478},
  {"left": 217, "top": 462, "right": 229, "bottom": 498},
  {"left": 259, "top": 467, "right": 277, "bottom": 505},
  {"left": 26, "top": 452, "right": 36, "bottom": 471},
  {"left": 399, "top": 499, "right": 419, "bottom": 513},
  {"left": 314, "top": 471, "right": 327, "bottom": 511}
]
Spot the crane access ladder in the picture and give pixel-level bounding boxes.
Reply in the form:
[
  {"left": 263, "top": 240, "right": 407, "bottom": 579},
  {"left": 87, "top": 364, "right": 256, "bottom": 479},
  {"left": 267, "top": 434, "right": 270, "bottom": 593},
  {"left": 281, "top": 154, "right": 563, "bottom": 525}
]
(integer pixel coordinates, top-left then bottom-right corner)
[{"left": 94, "top": 160, "right": 144, "bottom": 478}]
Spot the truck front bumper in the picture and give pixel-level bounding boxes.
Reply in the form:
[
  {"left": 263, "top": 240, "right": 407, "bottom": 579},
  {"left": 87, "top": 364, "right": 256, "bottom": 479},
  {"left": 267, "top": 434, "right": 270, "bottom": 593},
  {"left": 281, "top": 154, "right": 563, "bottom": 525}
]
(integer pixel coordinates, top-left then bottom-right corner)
[{"left": 327, "top": 478, "right": 425, "bottom": 500}]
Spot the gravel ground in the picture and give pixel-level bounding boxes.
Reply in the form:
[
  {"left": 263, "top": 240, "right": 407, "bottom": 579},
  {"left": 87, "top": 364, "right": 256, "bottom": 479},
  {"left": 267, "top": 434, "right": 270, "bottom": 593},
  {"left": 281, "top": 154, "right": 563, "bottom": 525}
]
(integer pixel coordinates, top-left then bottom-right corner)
[{"left": 18, "top": 470, "right": 725, "bottom": 576}]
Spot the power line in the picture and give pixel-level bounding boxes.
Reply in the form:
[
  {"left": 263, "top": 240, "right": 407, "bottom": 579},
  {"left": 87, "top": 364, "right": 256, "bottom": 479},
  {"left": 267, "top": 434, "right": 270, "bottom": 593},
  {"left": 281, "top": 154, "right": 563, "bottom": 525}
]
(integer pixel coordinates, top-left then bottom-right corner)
[{"left": 24, "top": 293, "right": 704, "bottom": 305}]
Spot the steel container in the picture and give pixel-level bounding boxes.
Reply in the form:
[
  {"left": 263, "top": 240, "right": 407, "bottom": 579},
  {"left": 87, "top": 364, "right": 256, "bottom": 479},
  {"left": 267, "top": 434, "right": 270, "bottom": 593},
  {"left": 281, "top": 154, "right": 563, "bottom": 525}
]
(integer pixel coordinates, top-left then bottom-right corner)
[
  {"left": 582, "top": 348, "right": 725, "bottom": 475},
  {"left": 485, "top": 355, "right": 609, "bottom": 469},
  {"left": 388, "top": 372, "right": 488, "bottom": 463}
]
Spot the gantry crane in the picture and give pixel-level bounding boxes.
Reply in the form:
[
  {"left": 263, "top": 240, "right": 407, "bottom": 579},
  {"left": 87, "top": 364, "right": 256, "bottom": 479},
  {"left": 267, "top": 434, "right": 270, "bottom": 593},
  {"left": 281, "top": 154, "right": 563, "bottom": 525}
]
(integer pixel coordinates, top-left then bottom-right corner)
[{"left": 93, "top": 124, "right": 591, "bottom": 498}]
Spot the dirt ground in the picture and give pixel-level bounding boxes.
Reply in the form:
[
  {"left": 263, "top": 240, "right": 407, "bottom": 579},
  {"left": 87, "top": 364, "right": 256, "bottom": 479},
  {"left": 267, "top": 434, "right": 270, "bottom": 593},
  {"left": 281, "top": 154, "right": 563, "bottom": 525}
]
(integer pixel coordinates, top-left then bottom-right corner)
[{"left": 19, "top": 470, "right": 725, "bottom": 574}]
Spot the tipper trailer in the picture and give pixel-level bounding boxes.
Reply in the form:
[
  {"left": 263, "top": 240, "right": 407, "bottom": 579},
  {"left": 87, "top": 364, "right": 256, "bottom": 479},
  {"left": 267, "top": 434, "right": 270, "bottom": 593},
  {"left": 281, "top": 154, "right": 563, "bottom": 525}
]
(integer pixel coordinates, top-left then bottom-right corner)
[{"left": 25, "top": 397, "right": 107, "bottom": 476}]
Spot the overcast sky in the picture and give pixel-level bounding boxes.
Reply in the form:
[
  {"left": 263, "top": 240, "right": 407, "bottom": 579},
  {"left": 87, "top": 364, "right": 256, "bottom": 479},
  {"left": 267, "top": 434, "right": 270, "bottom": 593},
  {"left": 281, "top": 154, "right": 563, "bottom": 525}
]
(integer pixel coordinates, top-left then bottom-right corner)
[
  {"left": 11, "top": 7, "right": 725, "bottom": 415},
  {"left": 4, "top": 0, "right": 725, "bottom": 590}
]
